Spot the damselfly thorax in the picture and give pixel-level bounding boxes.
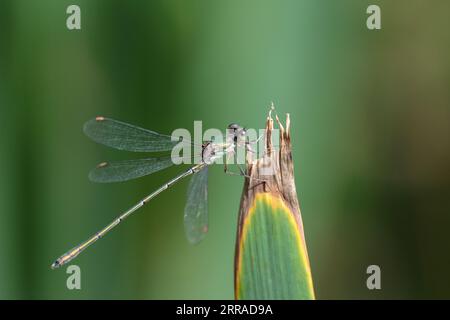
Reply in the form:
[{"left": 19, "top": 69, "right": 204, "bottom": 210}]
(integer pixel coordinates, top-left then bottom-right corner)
[{"left": 201, "top": 125, "right": 246, "bottom": 164}]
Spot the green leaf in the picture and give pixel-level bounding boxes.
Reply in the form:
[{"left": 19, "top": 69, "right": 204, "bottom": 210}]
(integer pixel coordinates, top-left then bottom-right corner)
[{"left": 235, "top": 193, "right": 315, "bottom": 300}]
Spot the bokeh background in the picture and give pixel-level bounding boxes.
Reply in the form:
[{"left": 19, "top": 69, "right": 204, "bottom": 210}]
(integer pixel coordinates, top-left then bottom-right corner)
[{"left": 0, "top": 0, "right": 449, "bottom": 299}]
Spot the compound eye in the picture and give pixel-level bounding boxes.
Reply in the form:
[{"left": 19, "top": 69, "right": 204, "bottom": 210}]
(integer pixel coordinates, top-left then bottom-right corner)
[{"left": 227, "top": 123, "right": 239, "bottom": 130}]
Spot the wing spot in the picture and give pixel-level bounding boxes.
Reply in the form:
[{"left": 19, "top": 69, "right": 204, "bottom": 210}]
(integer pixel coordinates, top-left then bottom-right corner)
[
  {"left": 97, "top": 162, "right": 108, "bottom": 168},
  {"left": 95, "top": 116, "right": 105, "bottom": 121}
]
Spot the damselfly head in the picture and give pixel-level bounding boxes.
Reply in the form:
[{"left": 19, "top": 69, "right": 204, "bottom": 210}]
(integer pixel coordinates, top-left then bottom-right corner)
[
  {"left": 227, "top": 123, "right": 246, "bottom": 143},
  {"left": 227, "top": 123, "right": 241, "bottom": 131}
]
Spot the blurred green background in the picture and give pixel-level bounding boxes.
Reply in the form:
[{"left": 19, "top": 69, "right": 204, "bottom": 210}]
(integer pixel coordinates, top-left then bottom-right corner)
[{"left": 1, "top": 0, "right": 449, "bottom": 299}]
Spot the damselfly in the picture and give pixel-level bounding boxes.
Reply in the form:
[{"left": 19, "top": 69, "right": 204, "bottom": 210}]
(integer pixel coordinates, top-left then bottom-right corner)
[{"left": 51, "top": 117, "right": 254, "bottom": 269}]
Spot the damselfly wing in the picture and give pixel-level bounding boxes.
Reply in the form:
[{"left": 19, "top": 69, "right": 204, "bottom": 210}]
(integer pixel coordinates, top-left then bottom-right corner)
[{"left": 184, "top": 167, "right": 209, "bottom": 244}]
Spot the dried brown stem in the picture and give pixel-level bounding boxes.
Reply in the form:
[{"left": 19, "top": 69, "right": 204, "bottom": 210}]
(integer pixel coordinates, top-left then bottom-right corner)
[{"left": 234, "top": 109, "right": 311, "bottom": 292}]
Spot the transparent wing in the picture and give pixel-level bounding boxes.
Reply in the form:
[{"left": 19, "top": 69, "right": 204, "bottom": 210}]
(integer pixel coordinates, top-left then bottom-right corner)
[
  {"left": 89, "top": 157, "right": 174, "bottom": 183},
  {"left": 84, "top": 117, "right": 186, "bottom": 152},
  {"left": 184, "top": 167, "right": 208, "bottom": 244}
]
